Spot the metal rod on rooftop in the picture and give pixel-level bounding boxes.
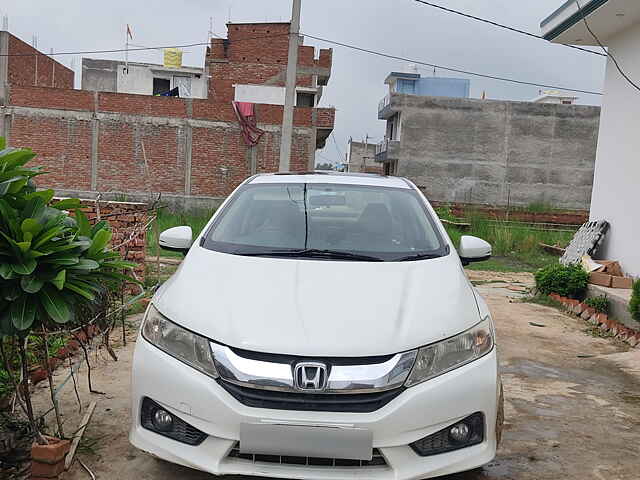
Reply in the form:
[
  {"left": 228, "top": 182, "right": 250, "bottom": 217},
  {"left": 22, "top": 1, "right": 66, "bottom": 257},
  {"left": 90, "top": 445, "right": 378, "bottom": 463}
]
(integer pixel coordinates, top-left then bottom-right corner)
[{"left": 279, "top": 0, "right": 302, "bottom": 172}]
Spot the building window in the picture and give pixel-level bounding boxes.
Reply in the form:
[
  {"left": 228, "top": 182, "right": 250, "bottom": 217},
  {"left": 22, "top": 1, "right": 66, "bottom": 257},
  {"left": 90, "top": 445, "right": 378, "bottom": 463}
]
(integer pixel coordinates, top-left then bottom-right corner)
[
  {"left": 296, "top": 92, "right": 315, "bottom": 107},
  {"left": 153, "top": 78, "right": 171, "bottom": 95}
]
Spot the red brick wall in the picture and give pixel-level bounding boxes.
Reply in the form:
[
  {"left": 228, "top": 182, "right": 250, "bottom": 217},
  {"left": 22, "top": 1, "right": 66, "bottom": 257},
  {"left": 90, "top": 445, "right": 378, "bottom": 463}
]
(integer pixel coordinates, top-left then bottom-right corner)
[
  {"left": 207, "top": 23, "right": 332, "bottom": 102},
  {"left": 9, "top": 115, "right": 93, "bottom": 190},
  {"left": 9, "top": 86, "right": 93, "bottom": 111},
  {"left": 96, "top": 120, "right": 185, "bottom": 194},
  {"left": 4, "top": 23, "right": 334, "bottom": 200},
  {"left": 99, "top": 92, "right": 187, "bottom": 118},
  {"left": 7, "top": 34, "right": 74, "bottom": 89}
]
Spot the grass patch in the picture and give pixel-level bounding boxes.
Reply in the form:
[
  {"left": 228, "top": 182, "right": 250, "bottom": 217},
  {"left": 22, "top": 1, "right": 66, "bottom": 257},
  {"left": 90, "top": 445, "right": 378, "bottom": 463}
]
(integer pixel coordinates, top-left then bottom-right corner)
[
  {"left": 465, "top": 256, "right": 541, "bottom": 273},
  {"left": 147, "top": 208, "right": 216, "bottom": 258},
  {"left": 584, "top": 326, "right": 615, "bottom": 339},
  {"left": 442, "top": 212, "right": 573, "bottom": 272},
  {"left": 521, "top": 295, "right": 564, "bottom": 309}
]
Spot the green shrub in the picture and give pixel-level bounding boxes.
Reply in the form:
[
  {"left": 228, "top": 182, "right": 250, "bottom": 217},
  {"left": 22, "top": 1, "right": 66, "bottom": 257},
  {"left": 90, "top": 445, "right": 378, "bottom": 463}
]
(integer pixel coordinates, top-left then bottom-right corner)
[
  {"left": 585, "top": 295, "right": 609, "bottom": 314},
  {"left": 629, "top": 280, "right": 640, "bottom": 322},
  {"left": 535, "top": 263, "right": 589, "bottom": 299}
]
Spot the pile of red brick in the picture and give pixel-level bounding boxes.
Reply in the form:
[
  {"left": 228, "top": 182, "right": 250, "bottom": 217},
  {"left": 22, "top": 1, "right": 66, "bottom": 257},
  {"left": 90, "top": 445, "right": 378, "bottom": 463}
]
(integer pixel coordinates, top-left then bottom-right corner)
[
  {"left": 549, "top": 293, "right": 640, "bottom": 347},
  {"left": 77, "top": 199, "right": 148, "bottom": 284}
]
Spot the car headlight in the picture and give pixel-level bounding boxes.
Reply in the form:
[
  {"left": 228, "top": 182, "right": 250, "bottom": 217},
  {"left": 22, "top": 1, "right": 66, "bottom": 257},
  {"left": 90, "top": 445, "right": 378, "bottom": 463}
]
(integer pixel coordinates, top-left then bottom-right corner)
[
  {"left": 405, "top": 317, "right": 494, "bottom": 387},
  {"left": 142, "top": 305, "right": 219, "bottom": 378}
]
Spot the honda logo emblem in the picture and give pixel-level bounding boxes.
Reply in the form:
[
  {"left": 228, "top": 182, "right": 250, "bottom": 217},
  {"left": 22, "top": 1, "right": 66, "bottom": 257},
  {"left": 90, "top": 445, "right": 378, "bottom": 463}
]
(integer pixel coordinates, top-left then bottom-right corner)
[{"left": 294, "top": 362, "right": 328, "bottom": 392}]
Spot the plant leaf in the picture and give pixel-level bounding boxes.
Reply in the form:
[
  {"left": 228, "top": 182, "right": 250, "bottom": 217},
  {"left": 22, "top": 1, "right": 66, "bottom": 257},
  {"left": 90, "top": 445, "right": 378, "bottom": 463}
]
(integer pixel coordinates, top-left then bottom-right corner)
[
  {"left": 68, "top": 259, "right": 99, "bottom": 271},
  {"left": 74, "top": 209, "right": 92, "bottom": 237},
  {"left": 22, "top": 196, "right": 45, "bottom": 220},
  {"left": 11, "top": 257, "right": 37, "bottom": 275},
  {"left": 51, "top": 198, "right": 82, "bottom": 210},
  {"left": 21, "top": 218, "right": 43, "bottom": 237},
  {"left": 21, "top": 275, "right": 44, "bottom": 293},
  {"left": 65, "top": 282, "right": 95, "bottom": 301},
  {"left": 0, "top": 263, "right": 13, "bottom": 280},
  {"left": 16, "top": 240, "right": 31, "bottom": 253},
  {"left": 40, "top": 287, "right": 71, "bottom": 324},
  {"left": 10, "top": 296, "right": 37, "bottom": 330},
  {"left": 51, "top": 270, "right": 66, "bottom": 290},
  {"left": 88, "top": 229, "right": 112, "bottom": 257},
  {"left": 25, "top": 189, "right": 54, "bottom": 204},
  {"left": 3, "top": 283, "right": 20, "bottom": 301},
  {"left": 91, "top": 220, "right": 109, "bottom": 237},
  {"left": 42, "top": 255, "right": 79, "bottom": 266}
]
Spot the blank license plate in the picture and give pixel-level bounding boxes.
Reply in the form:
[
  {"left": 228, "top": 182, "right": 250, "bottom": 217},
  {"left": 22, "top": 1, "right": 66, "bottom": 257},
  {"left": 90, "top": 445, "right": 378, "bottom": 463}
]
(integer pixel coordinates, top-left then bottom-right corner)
[{"left": 240, "top": 423, "right": 373, "bottom": 461}]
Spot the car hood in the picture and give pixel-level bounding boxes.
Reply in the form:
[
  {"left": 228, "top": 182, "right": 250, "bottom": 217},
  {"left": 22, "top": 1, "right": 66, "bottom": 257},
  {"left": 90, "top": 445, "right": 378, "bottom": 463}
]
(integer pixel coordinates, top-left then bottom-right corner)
[{"left": 154, "top": 247, "right": 481, "bottom": 357}]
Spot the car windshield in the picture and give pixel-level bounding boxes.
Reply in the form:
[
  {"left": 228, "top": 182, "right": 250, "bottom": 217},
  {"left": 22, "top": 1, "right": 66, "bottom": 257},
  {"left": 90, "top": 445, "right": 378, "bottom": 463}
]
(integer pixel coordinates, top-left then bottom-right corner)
[{"left": 202, "top": 182, "right": 448, "bottom": 262}]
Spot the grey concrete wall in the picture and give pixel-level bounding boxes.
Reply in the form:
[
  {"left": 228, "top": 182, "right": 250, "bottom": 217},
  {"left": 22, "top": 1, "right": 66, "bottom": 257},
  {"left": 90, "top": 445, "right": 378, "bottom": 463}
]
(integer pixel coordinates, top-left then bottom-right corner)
[
  {"left": 348, "top": 140, "right": 379, "bottom": 173},
  {"left": 391, "top": 94, "right": 600, "bottom": 209},
  {"left": 82, "top": 58, "right": 118, "bottom": 92}
]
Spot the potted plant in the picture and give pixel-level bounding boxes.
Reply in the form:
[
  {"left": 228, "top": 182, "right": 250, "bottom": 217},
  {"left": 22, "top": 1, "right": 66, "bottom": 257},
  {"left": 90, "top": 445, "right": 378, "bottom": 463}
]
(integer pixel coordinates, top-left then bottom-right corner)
[{"left": 0, "top": 137, "right": 137, "bottom": 477}]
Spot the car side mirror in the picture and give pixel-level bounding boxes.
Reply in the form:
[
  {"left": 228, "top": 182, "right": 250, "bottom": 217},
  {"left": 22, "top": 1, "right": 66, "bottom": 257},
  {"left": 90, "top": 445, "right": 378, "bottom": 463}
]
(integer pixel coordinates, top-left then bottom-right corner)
[
  {"left": 159, "top": 226, "right": 193, "bottom": 254},
  {"left": 459, "top": 235, "right": 492, "bottom": 266}
]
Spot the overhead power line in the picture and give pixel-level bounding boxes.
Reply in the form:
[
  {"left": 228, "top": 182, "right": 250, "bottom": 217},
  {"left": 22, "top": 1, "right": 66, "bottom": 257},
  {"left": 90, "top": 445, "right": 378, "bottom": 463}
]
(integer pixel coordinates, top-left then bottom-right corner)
[
  {"left": 412, "top": 0, "right": 605, "bottom": 57},
  {"left": 0, "top": 30, "right": 602, "bottom": 96},
  {"left": 303, "top": 33, "right": 603, "bottom": 96},
  {"left": 574, "top": 0, "right": 640, "bottom": 93}
]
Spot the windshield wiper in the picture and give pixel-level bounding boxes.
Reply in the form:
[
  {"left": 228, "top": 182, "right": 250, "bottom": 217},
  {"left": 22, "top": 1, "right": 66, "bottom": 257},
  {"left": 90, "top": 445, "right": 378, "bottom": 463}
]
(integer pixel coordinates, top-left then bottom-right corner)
[
  {"left": 395, "top": 253, "right": 442, "bottom": 262},
  {"left": 237, "top": 249, "right": 384, "bottom": 262}
]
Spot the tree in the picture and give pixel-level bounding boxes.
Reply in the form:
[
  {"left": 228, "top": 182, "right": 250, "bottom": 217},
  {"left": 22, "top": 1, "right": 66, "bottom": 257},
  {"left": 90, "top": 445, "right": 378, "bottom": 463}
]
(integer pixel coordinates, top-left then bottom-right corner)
[{"left": 0, "top": 138, "right": 137, "bottom": 442}]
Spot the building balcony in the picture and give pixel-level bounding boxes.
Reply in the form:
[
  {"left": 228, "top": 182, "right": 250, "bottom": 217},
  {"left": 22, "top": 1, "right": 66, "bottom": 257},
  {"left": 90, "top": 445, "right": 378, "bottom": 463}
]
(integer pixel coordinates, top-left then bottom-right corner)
[
  {"left": 314, "top": 107, "right": 336, "bottom": 149},
  {"left": 378, "top": 93, "right": 400, "bottom": 120},
  {"left": 375, "top": 138, "right": 400, "bottom": 163}
]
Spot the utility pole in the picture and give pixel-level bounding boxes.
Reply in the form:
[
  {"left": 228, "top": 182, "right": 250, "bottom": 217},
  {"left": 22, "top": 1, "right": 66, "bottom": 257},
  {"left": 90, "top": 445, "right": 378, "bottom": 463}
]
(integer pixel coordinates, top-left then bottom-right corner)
[
  {"left": 363, "top": 134, "right": 369, "bottom": 171},
  {"left": 279, "top": 0, "right": 302, "bottom": 172}
]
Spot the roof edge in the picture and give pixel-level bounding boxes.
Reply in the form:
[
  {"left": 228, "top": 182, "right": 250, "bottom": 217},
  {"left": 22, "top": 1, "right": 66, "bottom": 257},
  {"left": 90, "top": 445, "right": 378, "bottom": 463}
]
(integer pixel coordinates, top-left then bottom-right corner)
[{"left": 542, "top": 0, "right": 610, "bottom": 41}]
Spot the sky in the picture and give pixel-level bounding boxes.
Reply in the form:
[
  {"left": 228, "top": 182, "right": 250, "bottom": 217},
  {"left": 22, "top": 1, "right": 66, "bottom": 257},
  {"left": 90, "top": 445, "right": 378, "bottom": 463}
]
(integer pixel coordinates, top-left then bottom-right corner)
[{"left": 2, "top": 0, "right": 607, "bottom": 166}]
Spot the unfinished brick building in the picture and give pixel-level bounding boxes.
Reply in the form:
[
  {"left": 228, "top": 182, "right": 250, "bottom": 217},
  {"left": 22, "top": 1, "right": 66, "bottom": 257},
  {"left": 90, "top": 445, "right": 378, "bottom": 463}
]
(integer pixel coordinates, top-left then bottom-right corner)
[{"left": 0, "top": 24, "right": 335, "bottom": 209}]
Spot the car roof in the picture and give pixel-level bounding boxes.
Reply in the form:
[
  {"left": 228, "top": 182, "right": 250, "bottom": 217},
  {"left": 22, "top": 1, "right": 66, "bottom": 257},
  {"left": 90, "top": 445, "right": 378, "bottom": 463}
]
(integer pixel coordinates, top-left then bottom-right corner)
[{"left": 248, "top": 171, "right": 413, "bottom": 189}]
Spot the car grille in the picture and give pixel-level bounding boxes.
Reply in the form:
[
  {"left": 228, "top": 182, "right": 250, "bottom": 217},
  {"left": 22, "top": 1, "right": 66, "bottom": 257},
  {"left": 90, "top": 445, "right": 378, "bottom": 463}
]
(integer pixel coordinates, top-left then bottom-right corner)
[
  {"left": 217, "top": 379, "right": 403, "bottom": 413},
  {"left": 227, "top": 442, "right": 388, "bottom": 468}
]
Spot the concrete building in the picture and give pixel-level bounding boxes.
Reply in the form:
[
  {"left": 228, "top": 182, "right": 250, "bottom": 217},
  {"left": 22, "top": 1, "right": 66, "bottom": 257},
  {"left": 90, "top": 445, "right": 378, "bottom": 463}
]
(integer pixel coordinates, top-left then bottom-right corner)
[
  {"left": 532, "top": 90, "right": 579, "bottom": 105},
  {"left": 346, "top": 139, "right": 381, "bottom": 174},
  {"left": 542, "top": 0, "right": 640, "bottom": 277},
  {"left": 0, "top": 23, "right": 335, "bottom": 210},
  {"left": 375, "top": 71, "right": 600, "bottom": 209},
  {"left": 82, "top": 58, "right": 207, "bottom": 98}
]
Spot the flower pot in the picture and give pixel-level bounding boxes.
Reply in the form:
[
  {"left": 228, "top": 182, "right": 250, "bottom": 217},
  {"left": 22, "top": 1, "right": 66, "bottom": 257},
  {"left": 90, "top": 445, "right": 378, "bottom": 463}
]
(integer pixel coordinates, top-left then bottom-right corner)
[{"left": 31, "top": 436, "right": 70, "bottom": 479}]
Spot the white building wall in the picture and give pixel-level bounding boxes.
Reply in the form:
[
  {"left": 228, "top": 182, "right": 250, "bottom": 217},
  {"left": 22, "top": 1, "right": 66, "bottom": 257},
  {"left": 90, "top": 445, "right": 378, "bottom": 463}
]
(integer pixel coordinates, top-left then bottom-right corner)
[
  {"left": 116, "top": 63, "right": 207, "bottom": 98},
  {"left": 589, "top": 21, "right": 640, "bottom": 277},
  {"left": 234, "top": 84, "right": 285, "bottom": 105}
]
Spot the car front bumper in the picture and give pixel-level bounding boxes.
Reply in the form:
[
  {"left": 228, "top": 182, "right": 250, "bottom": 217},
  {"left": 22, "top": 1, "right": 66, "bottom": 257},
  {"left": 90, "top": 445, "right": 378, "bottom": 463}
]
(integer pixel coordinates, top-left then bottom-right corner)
[{"left": 130, "top": 335, "right": 499, "bottom": 480}]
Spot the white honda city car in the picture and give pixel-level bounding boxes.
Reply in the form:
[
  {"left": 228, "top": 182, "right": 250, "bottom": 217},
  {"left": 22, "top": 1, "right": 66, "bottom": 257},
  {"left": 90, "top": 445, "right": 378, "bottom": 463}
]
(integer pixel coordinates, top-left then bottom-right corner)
[{"left": 130, "top": 172, "right": 503, "bottom": 480}]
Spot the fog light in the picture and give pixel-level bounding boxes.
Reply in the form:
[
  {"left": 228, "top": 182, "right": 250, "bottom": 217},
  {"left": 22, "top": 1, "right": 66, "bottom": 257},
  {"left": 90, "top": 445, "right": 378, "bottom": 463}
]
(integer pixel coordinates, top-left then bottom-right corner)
[
  {"left": 141, "top": 397, "right": 207, "bottom": 445},
  {"left": 153, "top": 409, "right": 174, "bottom": 431},
  {"left": 449, "top": 423, "right": 470, "bottom": 443},
  {"left": 410, "top": 412, "right": 485, "bottom": 457}
]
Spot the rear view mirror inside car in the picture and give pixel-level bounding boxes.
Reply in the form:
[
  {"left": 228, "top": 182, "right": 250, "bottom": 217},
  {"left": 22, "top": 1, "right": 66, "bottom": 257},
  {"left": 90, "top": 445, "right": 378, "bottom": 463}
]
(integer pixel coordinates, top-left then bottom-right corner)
[{"left": 309, "top": 195, "right": 346, "bottom": 207}]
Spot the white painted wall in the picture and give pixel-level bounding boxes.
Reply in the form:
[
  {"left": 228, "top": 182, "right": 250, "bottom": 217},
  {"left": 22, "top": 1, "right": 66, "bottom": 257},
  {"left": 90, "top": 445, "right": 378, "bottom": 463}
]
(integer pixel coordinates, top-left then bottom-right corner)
[
  {"left": 234, "top": 84, "right": 319, "bottom": 106},
  {"left": 234, "top": 84, "right": 285, "bottom": 105},
  {"left": 589, "top": 21, "right": 640, "bottom": 277},
  {"left": 116, "top": 62, "right": 207, "bottom": 98}
]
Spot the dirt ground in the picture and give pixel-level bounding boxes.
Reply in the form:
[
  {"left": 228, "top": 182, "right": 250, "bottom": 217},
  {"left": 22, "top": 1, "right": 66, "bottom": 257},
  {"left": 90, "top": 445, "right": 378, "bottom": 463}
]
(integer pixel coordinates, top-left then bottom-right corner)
[{"left": 29, "top": 270, "right": 640, "bottom": 480}]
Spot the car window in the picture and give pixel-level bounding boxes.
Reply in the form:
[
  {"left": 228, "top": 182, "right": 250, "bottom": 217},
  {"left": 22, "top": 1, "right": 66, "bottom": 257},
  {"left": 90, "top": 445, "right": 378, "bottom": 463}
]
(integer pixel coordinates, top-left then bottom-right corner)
[{"left": 204, "top": 182, "right": 447, "bottom": 261}]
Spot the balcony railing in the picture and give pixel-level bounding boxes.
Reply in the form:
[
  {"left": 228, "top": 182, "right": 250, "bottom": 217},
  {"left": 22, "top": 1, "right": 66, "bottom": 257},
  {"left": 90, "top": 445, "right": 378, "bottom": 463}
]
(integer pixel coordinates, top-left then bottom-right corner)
[
  {"left": 378, "top": 94, "right": 391, "bottom": 113},
  {"left": 375, "top": 138, "right": 400, "bottom": 162}
]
